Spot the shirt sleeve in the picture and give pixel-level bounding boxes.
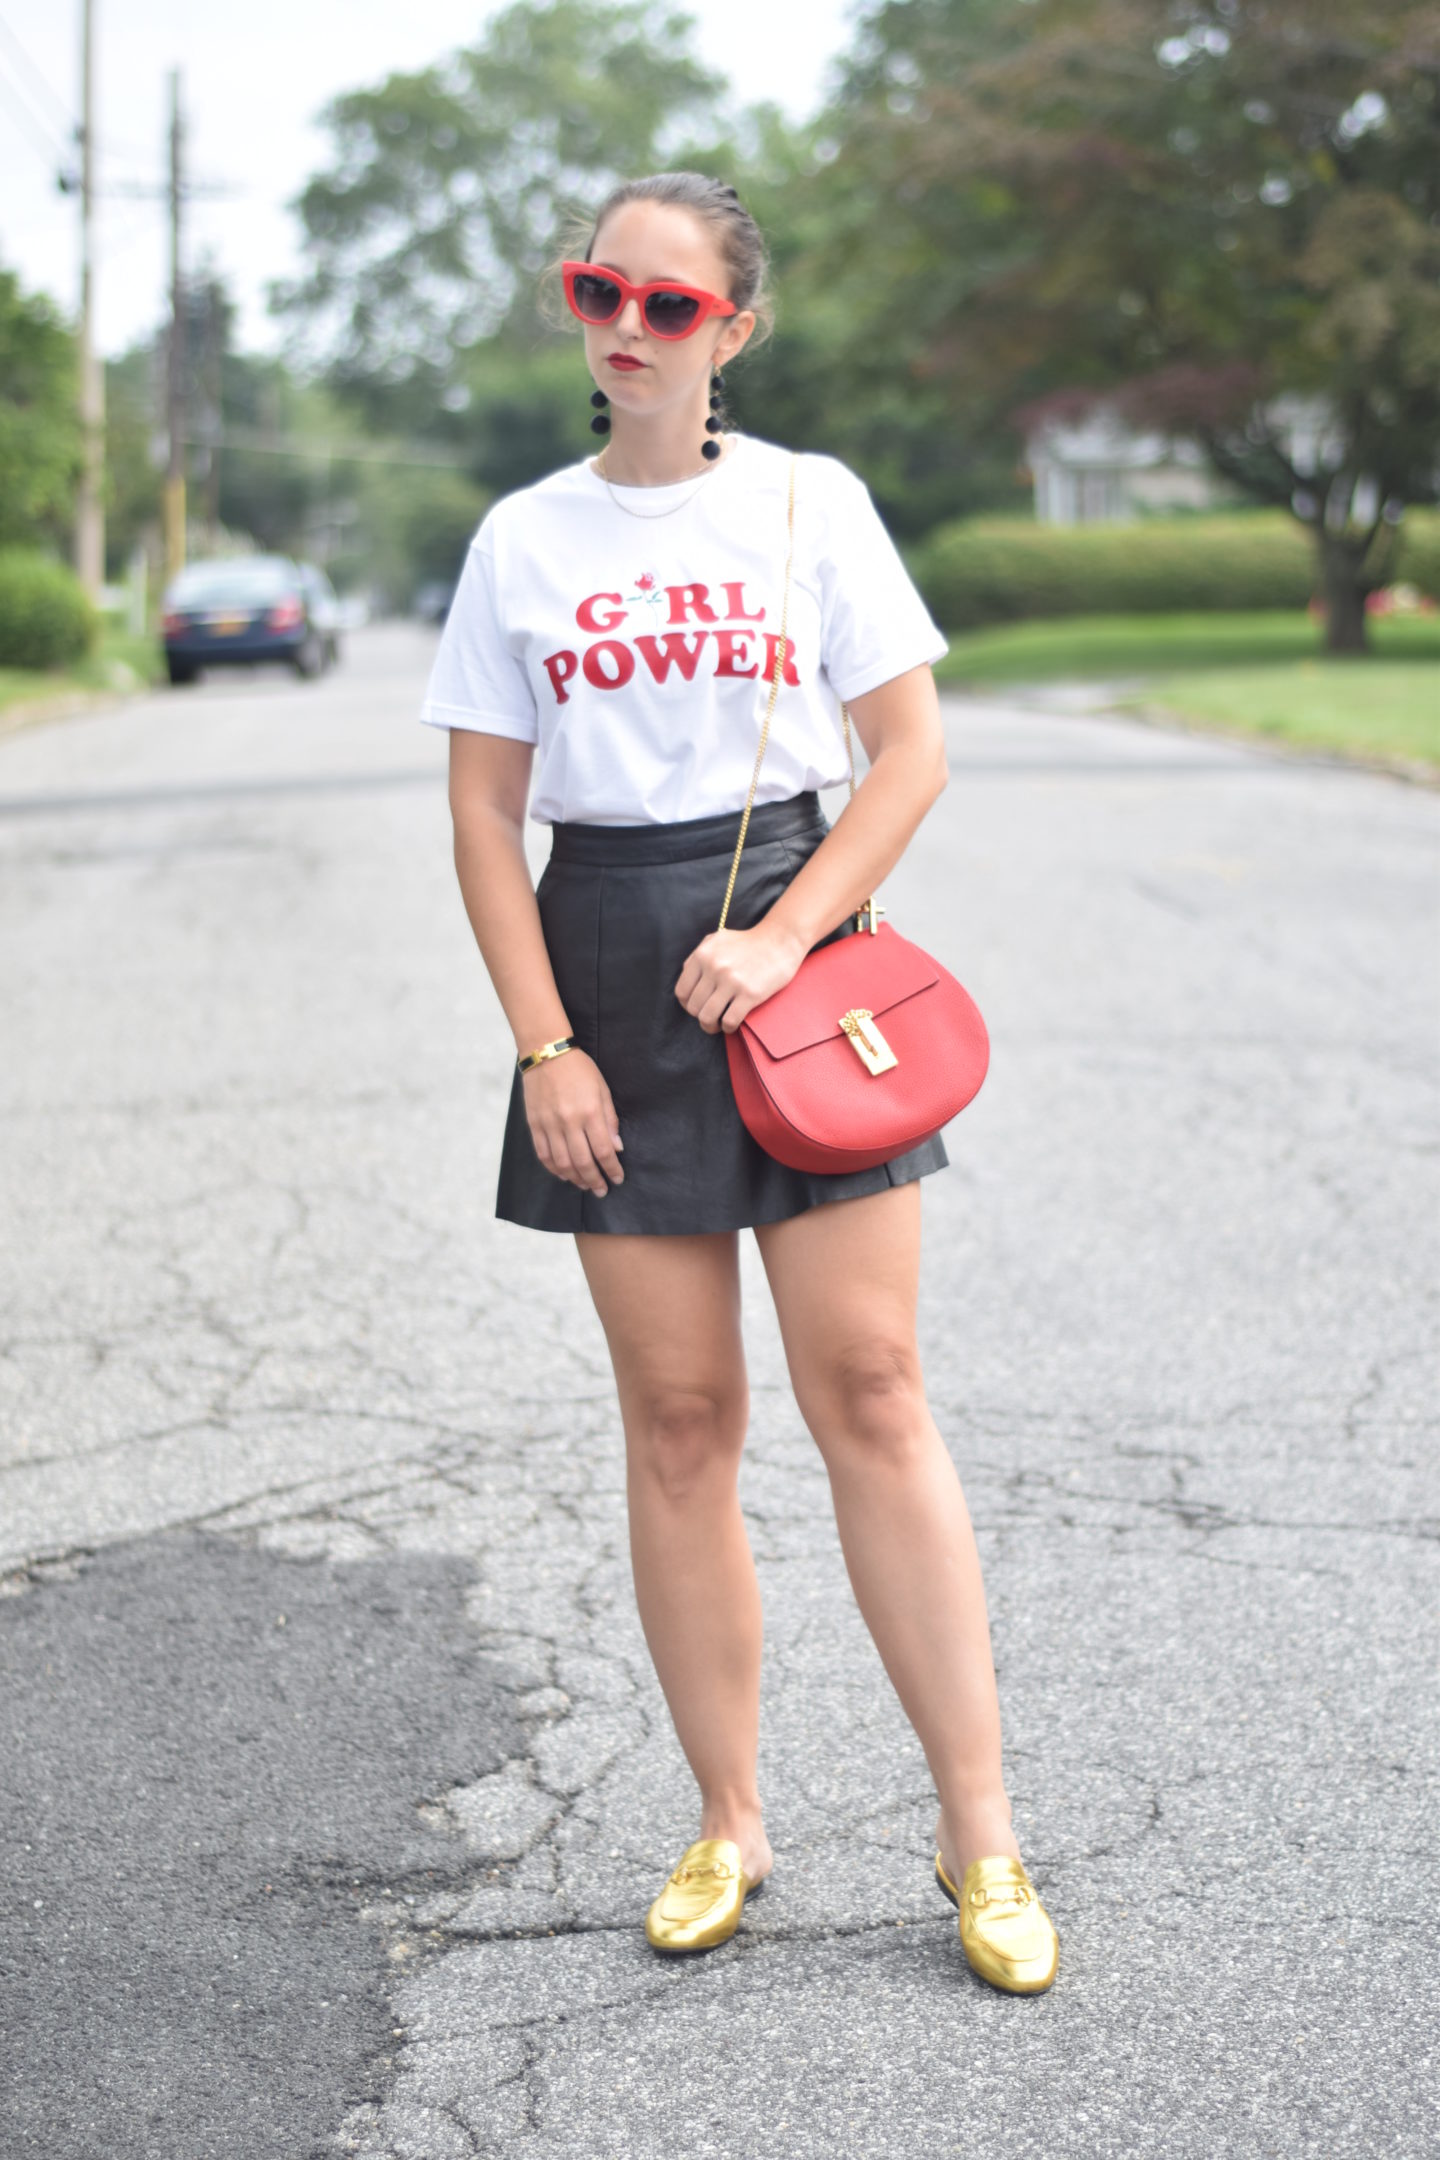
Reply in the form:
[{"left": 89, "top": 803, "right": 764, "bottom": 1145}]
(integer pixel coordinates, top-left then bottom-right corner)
[
  {"left": 814, "top": 460, "right": 949, "bottom": 703},
  {"left": 418, "top": 528, "right": 539, "bottom": 743}
]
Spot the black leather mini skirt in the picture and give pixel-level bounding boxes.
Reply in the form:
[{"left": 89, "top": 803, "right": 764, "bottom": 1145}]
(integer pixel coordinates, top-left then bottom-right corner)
[{"left": 495, "top": 789, "right": 949, "bottom": 1235}]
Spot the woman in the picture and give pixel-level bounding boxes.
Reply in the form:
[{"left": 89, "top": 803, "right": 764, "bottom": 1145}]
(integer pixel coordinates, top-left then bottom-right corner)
[{"left": 420, "top": 171, "right": 1058, "bottom": 1994}]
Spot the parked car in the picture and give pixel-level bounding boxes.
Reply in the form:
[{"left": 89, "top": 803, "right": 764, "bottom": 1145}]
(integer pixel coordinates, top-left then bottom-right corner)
[{"left": 160, "top": 556, "right": 342, "bottom": 685}]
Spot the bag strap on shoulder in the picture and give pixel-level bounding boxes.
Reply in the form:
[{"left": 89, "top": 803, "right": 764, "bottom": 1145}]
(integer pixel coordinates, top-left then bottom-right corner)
[{"left": 715, "top": 451, "right": 863, "bottom": 932}]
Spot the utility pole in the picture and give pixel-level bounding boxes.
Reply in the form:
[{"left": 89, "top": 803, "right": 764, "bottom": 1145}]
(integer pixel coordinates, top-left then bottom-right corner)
[
  {"left": 163, "top": 67, "right": 186, "bottom": 582},
  {"left": 200, "top": 278, "right": 223, "bottom": 545},
  {"left": 95, "top": 72, "right": 232, "bottom": 583},
  {"left": 73, "top": 0, "right": 105, "bottom": 599}
]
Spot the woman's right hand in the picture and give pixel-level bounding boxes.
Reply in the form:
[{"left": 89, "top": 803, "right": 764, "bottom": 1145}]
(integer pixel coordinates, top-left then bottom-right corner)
[{"left": 521, "top": 1048, "right": 625, "bottom": 1198}]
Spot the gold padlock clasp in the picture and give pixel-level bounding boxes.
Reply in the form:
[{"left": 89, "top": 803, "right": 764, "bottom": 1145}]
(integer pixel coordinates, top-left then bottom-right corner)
[{"left": 839, "top": 1007, "right": 899, "bottom": 1075}]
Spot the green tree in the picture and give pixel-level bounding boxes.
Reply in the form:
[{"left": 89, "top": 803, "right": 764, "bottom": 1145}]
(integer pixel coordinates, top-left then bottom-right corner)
[
  {"left": 724, "top": 98, "right": 1030, "bottom": 536},
  {"left": 343, "top": 464, "right": 490, "bottom": 608},
  {"left": 825, "top": 0, "right": 1440, "bottom": 650},
  {"left": 211, "top": 359, "right": 345, "bottom": 554},
  {"left": 103, "top": 343, "right": 162, "bottom": 574},
  {"left": 272, "top": 0, "right": 729, "bottom": 400},
  {"left": 104, "top": 326, "right": 335, "bottom": 571},
  {"left": 0, "top": 265, "right": 81, "bottom": 552},
  {"left": 274, "top": 4, "right": 1022, "bottom": 537}
]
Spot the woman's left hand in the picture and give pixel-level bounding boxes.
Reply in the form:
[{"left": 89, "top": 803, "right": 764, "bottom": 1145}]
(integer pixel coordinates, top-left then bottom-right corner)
[{"left": 675, "top": 920, "right": 807, "bottom": 1035}]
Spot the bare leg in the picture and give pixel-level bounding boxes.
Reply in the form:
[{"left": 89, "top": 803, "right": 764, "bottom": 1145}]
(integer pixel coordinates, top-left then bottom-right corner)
[
  {"left": 574, "top": 1228, "right": 772, "bottom": 1884},
  {"left": 753, "top": 1181, "right": 1022, "bottom": 1880}
]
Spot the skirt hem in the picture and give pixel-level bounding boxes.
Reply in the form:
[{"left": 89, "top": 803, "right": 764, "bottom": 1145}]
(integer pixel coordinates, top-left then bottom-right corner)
[{"left": 495, "top": 1133, "right": 950, "bottom": 1237}]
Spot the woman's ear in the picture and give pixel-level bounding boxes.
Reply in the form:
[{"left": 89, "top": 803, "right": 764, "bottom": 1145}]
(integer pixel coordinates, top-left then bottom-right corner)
[{"left": 714, "top": 311, "right": 757, "bottom": 369}]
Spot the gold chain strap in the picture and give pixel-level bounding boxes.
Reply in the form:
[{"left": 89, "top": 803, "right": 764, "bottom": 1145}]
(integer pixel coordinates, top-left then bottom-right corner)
[{"left": 715, "top": 452, "right": 863, "bottom": 932}]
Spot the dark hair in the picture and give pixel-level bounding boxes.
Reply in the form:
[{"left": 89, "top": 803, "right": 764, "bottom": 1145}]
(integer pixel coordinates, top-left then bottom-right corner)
[{"left": 541, "top": 171, "right": 774, "bottom": 350}]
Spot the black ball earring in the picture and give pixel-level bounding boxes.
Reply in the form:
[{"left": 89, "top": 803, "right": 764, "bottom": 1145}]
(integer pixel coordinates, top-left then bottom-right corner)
[
  {"left": 702, "top": 370, "right": 724, "bottom": 460},
  {"left": 590, "top": 388, "right": 611, "bottom": 436}
]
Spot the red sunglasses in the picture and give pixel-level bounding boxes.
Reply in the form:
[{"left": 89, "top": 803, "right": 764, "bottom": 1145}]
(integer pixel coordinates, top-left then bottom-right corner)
[{"left": 561, "top": 261, "right": 736, "bottom": 341}]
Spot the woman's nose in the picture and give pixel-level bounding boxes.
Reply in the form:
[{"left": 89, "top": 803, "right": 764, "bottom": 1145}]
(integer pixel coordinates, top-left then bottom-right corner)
[{"left": 615, "top": 297, "right": 645, "bottom": 338}]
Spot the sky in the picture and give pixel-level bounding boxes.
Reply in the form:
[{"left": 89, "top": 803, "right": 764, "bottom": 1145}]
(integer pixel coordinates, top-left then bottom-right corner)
[{"left": 0, "top": 1, "right": 863, "bottom": 361}]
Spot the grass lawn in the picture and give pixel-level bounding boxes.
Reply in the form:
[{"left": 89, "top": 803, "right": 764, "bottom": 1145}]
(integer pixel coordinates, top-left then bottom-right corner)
[
  {"left": 933, "top": 611, "right": 1440, "bottom": 771},
  {"left": 933, "top": 610, "right": 1440, "bottom": 683},
  {"left": 1116, "top": 662, "right": 1439, "bottom": 769},
  {"left": 0, "top": 623, "right": 165, "bottom": 720}
]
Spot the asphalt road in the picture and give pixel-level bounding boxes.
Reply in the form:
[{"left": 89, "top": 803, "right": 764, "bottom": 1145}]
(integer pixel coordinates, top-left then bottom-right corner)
[{"left": 1, "top": 626, "right": 1436, "bottom": 2158}]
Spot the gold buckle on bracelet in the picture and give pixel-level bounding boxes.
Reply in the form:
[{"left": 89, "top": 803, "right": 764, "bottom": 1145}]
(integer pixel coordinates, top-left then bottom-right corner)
[{"left": 518, "top": 1037, "right": 573, "bottom": 1072}]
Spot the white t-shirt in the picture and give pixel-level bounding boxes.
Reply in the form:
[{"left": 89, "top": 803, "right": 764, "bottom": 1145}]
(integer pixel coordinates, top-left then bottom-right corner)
[{"left": 418, "top": 431, "right": 948, "bottom": 826}]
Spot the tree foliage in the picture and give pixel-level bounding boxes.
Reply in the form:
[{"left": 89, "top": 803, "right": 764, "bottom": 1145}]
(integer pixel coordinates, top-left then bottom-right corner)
[
  {"left": 710, "top": 104, "right": 1030, "bottom": 537},
  {"left": 0, "top": 266, "right": 81, "bottom": 552},
  {"left": 341, "top": 464, "right": 490, "bottom": 607},
  {"left": 268, "top": 0, "right": 1440, "bottom": 642},
  {"left": 825, "top": 0, "right": 1440, "bottom": 645},
  {"left": 104, "top": 303, "right": 338, "bottom": 570},
  {"left": 272, "top": 0, "right": 729, "bottom": 394},
  {"left": 102, "top": 343, "right": 163, "bottom": 572}
]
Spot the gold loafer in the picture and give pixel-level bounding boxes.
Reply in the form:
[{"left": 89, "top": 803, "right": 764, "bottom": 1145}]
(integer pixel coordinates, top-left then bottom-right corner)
[
  {"left": 644, "top": 1836, "right": 764, "bottom": 1953},
  {"left": 935, "top": 1851, "right": 1059, "bottom": 1994}
]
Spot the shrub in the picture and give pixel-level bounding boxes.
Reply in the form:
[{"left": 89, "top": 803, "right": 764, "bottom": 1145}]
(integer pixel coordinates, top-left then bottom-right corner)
[
  {"left": 0, "top": 548, "right": 96, "bottom": 668},
  {"left": 1397, "top": 510, "right": 1440, "bottom": 600},
  {"left": 907, "top": 512, "right": 1317, "bottom": 627}
]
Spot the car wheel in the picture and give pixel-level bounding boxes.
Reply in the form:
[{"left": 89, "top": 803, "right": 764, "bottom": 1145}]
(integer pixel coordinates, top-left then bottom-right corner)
[
  {"left": 293, "top": 632, "right": 324, "bottom": 679},
  {"left": 167, "top": 656, "right": 199, "bottom": 685}
]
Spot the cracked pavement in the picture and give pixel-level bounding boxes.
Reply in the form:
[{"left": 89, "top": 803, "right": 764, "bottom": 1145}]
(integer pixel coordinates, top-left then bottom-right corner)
[{"left": 0, "top": 626, "right": 1435, "bottom": 2157}]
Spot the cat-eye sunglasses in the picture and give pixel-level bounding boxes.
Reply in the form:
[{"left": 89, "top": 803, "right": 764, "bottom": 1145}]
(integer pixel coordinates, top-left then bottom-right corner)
[{"left": 561, "top": 261, "right": 737, "bottom": 341}]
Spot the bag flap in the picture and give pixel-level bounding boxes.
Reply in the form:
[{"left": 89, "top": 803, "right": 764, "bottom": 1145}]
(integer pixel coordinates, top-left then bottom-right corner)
[{"left": 742, "top": 924, "right": 941, "bottom": 1060}]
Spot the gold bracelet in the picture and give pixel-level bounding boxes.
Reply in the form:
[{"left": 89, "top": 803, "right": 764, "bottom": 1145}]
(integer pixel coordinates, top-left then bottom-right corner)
[{"left": 516, "top": 1036, "right": 575, "bottom": 1073}]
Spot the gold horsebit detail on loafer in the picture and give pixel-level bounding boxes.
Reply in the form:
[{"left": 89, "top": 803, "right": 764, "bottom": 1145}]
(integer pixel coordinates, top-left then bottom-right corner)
[
  {"left": 969, "top": 1880, "right": 1033, "bottom": 1908},
  {"left": 646, "top": 1838, "right": 755, "bottom": 1953},
  {"left": 936, "top": 1851, "right": 1059, "bottom": 1993}
]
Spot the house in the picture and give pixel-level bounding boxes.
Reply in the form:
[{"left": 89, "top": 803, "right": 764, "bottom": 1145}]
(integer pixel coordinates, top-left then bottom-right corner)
[{"left": 1023, "top": 401, "right": 1233, "bottom": 524}]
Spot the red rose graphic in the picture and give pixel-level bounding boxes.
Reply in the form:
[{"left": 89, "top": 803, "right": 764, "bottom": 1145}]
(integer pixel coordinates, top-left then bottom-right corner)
[{"left": 626, "top": 569, "right": 665, "bottom": 616}]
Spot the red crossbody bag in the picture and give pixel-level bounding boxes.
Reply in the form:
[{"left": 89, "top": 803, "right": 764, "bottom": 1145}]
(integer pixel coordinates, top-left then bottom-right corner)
[{"left": 719, "top": 454, "right": 990, "bottom": 1174}]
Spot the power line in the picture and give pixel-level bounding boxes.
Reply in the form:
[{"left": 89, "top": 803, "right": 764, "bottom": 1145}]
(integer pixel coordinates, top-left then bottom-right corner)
[
  {"left": 100, "top": 203, "right": 162, "bottom": 258},
  {"left": 0, "top": 62, "right": 69, "bottom": 171},
  {"left": 184, "top": 425, "right": 464, "bottom": 470},
  {"left": 0, "top": 15, "right": 74, "bottom": 135},
  {"left": 99, "top": 175, "right": 240, "bottom": 202},
  {"left": 97, "top": 128, "right": 165, "bottom": 163}
]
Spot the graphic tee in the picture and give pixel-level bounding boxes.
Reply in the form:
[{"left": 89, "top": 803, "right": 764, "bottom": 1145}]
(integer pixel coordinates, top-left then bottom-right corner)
[{"left": 418, "top": 431, "right": 948, "bottom": 826}]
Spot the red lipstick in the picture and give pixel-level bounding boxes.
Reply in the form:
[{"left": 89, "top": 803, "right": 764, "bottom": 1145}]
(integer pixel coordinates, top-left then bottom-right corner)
[{"left": 607, "top": 354, "right": 646, "bottom": 370}]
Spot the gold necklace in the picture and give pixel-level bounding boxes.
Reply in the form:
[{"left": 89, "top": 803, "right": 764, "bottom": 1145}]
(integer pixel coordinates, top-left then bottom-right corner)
[{"left": 595, "top": 437, "right": 732, "bottom": 519}]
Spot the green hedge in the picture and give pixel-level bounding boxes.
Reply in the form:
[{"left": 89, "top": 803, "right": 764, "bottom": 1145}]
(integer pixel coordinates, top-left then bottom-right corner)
[
  {"left": 0, "top": 549, "right": 96, "bottom": 669},
  {"left": 907, "top": 512, "right": 1316, "bottom": 627},
  {"left": 908, "top": 507, "right": 1440, "bottom": 627},
  {"left": 1397, "top": 510, "right": 1440, "bottom": 600}
]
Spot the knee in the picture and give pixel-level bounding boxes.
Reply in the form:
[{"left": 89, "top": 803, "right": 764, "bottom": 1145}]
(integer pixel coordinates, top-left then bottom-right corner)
[
  {"left": 629, "top": 1382, "right": 746, "bottom": 1504},
  {"left": 800, "top": 1338, "right": 927, "bottom": 1471}
]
